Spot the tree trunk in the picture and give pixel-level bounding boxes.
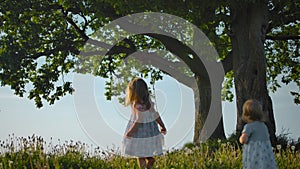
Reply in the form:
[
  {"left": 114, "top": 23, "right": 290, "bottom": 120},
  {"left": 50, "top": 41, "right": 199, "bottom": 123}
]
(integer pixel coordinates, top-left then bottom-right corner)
[
  {"left": 230, "top": 1, "right": 276, "bottom": 144},
  {"left": 193, "top": 75, "right": 225, "bottom": 143}
]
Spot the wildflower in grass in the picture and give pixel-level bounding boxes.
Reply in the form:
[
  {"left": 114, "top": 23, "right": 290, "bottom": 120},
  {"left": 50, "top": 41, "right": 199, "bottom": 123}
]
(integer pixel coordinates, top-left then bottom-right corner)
[
  {"left": 277, "top": 145, "right": 282, "bottom": 150},
  {"left": 8, "top": 161, "right": 13, "bottom": 168},
  {"left": 291, "top": 146, "right": 295, "bottom": 152},
  {"left": 192, "top": 146, "right": 200, "bottom": 151},
  {"left": 184, "top": 148, "right": 193, "bottom": 156}
]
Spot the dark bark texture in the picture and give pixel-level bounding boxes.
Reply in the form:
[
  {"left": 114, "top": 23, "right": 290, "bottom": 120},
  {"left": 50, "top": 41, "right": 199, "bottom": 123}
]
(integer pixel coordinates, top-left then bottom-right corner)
[
  {"left": 230, "top": 1, "right": 276, "bottom": 145},
  {"left": 193, "top": 75, "right": 225, "bottom": 143}
]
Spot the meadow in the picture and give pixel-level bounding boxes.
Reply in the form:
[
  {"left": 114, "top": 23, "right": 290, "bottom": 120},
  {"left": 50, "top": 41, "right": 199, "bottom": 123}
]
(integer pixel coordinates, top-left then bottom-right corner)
[{"left": 0, "top": 134, "right": 299, "bottom": 169}]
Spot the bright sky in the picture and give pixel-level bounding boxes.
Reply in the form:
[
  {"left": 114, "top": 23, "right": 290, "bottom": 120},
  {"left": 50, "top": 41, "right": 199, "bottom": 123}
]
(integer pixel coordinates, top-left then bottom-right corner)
[{"left": 0, "top": 73, "right": 299, "bottom": 151}]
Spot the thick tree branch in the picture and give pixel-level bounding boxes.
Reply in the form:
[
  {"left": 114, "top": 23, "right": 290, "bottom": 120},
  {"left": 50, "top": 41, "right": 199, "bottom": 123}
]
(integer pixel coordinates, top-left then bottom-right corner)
[
  {"left": 134, "top": 52, "right": 197, "bottom": 89},
  {"left": 113, "top": 17, "right": 211, "bottom": 78},
  {"left": 145, "top": 33, "right": 209, "bottom": 79},
  {"left": 106, "top": 39, "right": 137, "bottom": 56}
]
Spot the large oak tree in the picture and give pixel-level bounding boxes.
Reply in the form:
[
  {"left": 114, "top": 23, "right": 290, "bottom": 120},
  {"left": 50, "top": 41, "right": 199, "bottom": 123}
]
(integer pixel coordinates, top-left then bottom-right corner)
[{"left": 0, "top": 0, "right": 299, "bottom": 144}]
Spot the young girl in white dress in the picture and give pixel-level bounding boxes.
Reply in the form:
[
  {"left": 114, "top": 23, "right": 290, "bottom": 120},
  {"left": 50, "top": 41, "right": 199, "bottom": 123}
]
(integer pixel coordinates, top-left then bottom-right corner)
[
  {"left": 122, "top": 78, "right": 167, "bottom": 169},
  {"left": 239, "top": 99, "right": 277, "bottom": 169}
]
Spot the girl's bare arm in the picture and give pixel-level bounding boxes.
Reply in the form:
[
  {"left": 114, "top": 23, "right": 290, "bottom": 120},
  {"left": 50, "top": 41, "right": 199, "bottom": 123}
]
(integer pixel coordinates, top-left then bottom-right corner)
[
  {"left": 154, "top": 111, "right": 167, "bottom": 135},
  {"left": 150, "top": 101, "right": 167, "bottom": 134},
  {"left": 239, "top": 133, "right": 248, "bottom": 144}
]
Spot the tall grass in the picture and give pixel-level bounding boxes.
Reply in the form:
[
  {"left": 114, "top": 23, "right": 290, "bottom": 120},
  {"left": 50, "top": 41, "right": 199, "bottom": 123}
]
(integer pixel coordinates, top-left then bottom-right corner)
[{"left": 0, "top": 134, "right": 299, "bottom": 169}]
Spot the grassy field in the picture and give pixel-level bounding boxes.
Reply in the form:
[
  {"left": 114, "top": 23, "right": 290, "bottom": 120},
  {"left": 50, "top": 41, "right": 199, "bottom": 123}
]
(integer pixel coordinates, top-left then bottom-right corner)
[{"left": 0, "top": 134, "right": 299, "bottom": 169}]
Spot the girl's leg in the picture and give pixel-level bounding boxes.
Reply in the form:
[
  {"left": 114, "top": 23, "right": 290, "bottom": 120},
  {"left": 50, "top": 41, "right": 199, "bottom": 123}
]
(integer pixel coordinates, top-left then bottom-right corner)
[
  {"left": 137, "top": 158, "right": 147, "bottom": 169},
  {"left": 146, "top": 157, "right": 155, "bottom": 169}
]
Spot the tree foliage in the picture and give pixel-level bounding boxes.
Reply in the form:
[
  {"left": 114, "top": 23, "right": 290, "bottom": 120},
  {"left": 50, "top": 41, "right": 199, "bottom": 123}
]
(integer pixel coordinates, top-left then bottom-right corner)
[{"left": 0, "top": 0, "right": 299, "bottom": 108}]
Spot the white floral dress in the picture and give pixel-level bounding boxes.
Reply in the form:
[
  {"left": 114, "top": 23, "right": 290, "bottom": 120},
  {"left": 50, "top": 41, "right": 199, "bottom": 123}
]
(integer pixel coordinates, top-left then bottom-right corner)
[
  {"left": 242, "top": 121, "right": 277, "bottom": 169},
  {"left": 122, "top": 104, "right": 164, "bottom": 157}
]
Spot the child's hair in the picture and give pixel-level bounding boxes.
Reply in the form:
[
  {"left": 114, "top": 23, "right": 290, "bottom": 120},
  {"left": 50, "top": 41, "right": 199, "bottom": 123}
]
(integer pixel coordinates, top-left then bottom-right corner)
[
  {"left": 125, "top": 78, "right": 151, "bottom": 109},
  {"left": 242, "top": 99, "right": 264, "bottom": 122}
]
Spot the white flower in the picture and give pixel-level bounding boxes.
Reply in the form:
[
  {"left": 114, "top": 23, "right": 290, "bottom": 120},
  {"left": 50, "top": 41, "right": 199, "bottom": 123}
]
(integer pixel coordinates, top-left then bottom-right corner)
[
  {"left": 276, "top": 145, "right": 281, "bottom": 150},
  {"left": 8, "top": 161, "right": 13, "bottom": 167},
  {"left": 185, "top": 148, "right": 193, "bottom": 155},
  {"left": 192, "top": 146, "right": 200, "bottom": 151},
  {"left": 291, "top": 146, "right": 295, "bottom": 151}
]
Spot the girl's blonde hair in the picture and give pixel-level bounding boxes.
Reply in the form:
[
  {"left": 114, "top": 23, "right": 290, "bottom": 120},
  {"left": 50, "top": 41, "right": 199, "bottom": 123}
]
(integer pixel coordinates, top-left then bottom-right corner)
[
  {"left": 125, "top": 78, "right": 151, "bottom": 109},
  {"left": 242, "top": 99, "right": 264, "bottom": 122}
]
